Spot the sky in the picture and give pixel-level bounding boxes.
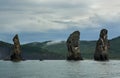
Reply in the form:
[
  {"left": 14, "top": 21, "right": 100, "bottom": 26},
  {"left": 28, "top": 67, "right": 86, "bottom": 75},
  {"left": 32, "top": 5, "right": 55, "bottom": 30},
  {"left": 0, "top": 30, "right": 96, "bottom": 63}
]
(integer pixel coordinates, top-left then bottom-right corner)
[{"left": 0, "top": 0, "right": 120, "bottom": 44}]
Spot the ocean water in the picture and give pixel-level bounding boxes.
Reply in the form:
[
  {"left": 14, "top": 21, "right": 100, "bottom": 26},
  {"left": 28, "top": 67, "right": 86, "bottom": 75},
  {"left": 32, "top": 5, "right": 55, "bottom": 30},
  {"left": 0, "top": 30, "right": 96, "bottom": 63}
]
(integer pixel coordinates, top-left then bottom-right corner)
[{"left": 0, "top": 60, "right": 120, "bottom": 78}]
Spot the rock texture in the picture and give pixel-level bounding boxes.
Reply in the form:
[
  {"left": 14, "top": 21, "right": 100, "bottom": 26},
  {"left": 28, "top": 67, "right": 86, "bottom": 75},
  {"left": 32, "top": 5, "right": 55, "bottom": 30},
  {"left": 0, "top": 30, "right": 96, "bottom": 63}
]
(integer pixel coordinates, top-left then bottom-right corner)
[
  {"left": 94, "top": 29, "right": 110, "bottom": 61},
  {"left": 66, "top": 31, "right": 83, "bottom": 60},
  {"left": 10, "top": 34, "right": 22, "bottom": 61}
]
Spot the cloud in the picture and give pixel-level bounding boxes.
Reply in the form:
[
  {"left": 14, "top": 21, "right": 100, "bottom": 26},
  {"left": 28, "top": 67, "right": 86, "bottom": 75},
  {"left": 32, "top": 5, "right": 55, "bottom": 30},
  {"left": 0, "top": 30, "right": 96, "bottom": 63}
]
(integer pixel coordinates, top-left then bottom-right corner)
[
  {"left": 0, "top": 0, "right": 120, "bottom": 43},
  {"left": 46, "top": 40, "right": 62, "bottom": 45},
  {"left": 0, "top": 0, "right": 93, "bottom": 33}
]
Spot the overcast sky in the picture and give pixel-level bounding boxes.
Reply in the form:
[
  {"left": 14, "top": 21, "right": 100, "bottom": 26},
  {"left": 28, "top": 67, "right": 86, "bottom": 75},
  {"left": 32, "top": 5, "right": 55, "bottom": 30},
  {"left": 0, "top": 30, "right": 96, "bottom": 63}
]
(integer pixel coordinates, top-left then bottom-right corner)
[{"left": 0, "top": 0, "right": 120, "bottom": 44}]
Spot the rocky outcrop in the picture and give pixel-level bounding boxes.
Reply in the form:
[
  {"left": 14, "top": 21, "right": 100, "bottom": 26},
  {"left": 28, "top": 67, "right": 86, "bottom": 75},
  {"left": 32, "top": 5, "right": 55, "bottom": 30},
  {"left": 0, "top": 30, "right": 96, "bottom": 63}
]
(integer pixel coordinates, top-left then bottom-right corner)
[
  {"left": 66, "top": 31, "right": 83, "bottom": 60},
  {"left": 10, "top": 34, "right": 22, "bottom": 61},
  {"left": 94, "top": 29, "right": 110, "bottom": 61}
]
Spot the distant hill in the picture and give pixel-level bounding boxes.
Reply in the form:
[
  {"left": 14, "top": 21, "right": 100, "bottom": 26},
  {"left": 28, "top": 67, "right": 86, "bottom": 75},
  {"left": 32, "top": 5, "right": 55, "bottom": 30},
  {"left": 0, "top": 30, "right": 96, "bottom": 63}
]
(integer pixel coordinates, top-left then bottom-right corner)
[
  {"left": 109, "top": 36, "right": 120, "bottom": 59},
  {"left": 0, "top": 36, "right": 120, "bottom": 60},
  {"left": 0, "top": 41, "right": 12, "bottom": 59}
]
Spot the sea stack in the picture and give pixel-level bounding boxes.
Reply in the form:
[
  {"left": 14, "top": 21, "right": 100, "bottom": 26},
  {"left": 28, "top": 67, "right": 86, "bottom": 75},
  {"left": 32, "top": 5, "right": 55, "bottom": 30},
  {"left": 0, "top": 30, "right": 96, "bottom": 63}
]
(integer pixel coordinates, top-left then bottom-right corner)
[
  {"left": 10, "top": 34, "right": 22, "bottom": 61},
  {"left": 94, "top": 29, "right": 110, "bottom": 61},
  {"left": 66, "top": 31, "right": 83, "bottom": 60}
]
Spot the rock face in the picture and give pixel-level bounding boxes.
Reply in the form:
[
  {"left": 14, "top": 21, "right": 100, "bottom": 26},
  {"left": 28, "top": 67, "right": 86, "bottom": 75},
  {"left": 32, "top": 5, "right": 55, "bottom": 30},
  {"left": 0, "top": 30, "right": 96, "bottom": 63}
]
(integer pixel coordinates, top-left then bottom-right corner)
[
  {"left": 94, "top": 29, "right": 110, "bottom": 61},
  {"left": 66, "top": 31, "right": 83, "bottom": 60},
  {"left": 10, "top": 34, "right": 22, "bottom": 61}
]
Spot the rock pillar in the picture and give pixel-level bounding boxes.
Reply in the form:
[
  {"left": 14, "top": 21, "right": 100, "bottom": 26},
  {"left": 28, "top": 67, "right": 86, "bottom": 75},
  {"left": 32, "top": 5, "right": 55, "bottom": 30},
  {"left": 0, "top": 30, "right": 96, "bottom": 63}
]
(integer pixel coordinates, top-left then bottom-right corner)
[
  {"left": 66, "top": 31, "right": 83, "bottom": 60},
  {"left": 94, "top": 29, "right": 110, "bottom": 61},
  {"left": 11, "top": 34, "right": 22, "bottom": 61}
]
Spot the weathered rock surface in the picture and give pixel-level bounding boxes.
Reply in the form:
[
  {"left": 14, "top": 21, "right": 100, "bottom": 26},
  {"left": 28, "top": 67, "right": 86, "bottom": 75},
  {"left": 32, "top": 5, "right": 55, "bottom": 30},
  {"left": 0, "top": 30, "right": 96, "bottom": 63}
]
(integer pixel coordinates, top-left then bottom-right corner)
[
  {"left": 94, "top": 29, "right": 110, "bottom": 61},
  {"left": 66, "top": 31, "right": 83, "bottom": 60},
  {"left": 10, "top": 34, "right": 22, "bottom": 61}
]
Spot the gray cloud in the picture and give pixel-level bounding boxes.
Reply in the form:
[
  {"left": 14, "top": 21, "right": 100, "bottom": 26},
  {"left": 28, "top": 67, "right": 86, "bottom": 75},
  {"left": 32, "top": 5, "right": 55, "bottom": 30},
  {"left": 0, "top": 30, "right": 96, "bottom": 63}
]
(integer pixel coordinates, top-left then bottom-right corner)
[
  {"left": 0, "top": 0, "right": 90, "bottom": 29},
  {"left": 0, "top": 0, "right": 120, "bottom": 43}
]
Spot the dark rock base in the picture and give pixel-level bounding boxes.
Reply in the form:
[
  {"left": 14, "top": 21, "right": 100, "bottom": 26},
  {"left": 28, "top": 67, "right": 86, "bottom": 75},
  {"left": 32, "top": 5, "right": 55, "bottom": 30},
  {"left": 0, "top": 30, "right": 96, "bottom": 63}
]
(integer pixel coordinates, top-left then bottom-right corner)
[
  {"left": 94, "top": 54, "right": 109, "bottom": 61},
  {"left": 67, "top": 55, "right": 83, "bottom": 61},
  {"left": 10, "top": 54, "right": 22, "bottom": 61}
]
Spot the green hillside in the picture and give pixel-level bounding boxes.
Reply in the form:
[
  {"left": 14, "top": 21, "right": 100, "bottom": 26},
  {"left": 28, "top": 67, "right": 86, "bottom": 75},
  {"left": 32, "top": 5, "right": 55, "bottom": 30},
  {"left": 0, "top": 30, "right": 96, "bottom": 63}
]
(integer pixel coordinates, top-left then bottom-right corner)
[
  {"left": 39, "top": 37, "right": 120, "bottom": 59},
  {"left": 40, "top": 41, "right": 96, "bottom": 59},
  {"left": 109, "top": 36, "right": 120, "bottom": 59},
  {"left": 41, "top": 41, "right": 67, "bottom": 58},
  {"left": 21, "top": 42, "right": 64, "bottom": 59},
  {"left": 0, "top": 36, "right": 120, "bottom": 60}
]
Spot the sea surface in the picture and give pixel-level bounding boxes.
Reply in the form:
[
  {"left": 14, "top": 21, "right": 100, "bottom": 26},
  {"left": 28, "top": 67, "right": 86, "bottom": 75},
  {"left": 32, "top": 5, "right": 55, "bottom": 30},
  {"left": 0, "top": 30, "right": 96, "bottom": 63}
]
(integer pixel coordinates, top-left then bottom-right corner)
[{"left": 0, "top": 60, "right": 120, "bottom": 78}]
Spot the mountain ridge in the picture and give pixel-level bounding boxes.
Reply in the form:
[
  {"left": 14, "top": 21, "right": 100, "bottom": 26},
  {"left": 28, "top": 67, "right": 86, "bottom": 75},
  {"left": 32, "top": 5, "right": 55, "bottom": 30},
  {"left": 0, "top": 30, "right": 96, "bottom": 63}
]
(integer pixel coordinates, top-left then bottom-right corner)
[{"left": 0, "top": 36, "right": 120, "bottom": 60}]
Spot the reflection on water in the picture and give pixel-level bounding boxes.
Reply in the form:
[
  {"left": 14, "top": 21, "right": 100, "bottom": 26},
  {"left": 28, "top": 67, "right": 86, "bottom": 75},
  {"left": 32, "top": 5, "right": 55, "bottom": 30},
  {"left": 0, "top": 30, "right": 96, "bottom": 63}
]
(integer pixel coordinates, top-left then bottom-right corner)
[{"left": 0, "top": 60, "right": 120, "bottom": 78}]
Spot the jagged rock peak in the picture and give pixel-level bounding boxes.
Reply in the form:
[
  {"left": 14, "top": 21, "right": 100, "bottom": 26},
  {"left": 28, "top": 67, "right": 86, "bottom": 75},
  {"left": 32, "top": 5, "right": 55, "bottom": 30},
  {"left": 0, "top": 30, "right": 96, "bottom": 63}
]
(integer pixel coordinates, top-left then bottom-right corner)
[
  {"left": 94, "top": 29, "right": 110, "bottom": 61},
  {"left": 66, "top": 31, "right": 83, "bottom": 60},
  {"left": 10, "top": 34, "right": 22, "bottom": 61}
]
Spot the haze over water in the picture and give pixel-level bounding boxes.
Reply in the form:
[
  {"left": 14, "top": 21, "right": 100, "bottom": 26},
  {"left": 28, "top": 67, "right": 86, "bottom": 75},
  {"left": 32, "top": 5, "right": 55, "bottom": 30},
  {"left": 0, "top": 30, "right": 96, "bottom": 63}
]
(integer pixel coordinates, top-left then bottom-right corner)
[{"left": 0, "top": 60, "right": 120, "bottom": 78}]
